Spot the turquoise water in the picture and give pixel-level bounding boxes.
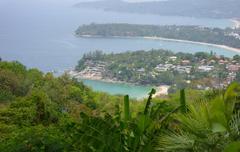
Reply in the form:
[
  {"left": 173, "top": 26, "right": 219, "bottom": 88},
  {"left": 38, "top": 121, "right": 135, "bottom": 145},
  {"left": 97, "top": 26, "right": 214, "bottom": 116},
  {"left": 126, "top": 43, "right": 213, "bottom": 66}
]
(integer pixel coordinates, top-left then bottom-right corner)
[
  {"left": 81, "top": 79, "right": 153, "bottom": 99},
  {"left": 0, "top": 0, "right": 238, "bottom": 97}
]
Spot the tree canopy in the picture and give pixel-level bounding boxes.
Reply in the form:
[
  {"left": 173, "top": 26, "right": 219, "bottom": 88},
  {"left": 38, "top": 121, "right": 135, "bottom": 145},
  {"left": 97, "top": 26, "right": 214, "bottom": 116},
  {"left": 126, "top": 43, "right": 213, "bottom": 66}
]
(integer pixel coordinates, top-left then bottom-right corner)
[{"left": 0, "top": 60, "right": 240, "bottom": 151}]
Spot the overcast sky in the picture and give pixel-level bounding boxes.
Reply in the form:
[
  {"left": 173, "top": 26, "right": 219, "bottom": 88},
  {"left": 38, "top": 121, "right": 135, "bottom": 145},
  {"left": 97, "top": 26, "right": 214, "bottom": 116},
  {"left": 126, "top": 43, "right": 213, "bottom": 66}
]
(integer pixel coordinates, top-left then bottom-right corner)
[
  {"left": 76, "top": 0, "right": 168, "bottom": 2},
  {"left": 127, "top": 0, "right": 168, "bottom": 1},
  {"left": 0, "top": 0, "right": 168, "bottom": 8}
]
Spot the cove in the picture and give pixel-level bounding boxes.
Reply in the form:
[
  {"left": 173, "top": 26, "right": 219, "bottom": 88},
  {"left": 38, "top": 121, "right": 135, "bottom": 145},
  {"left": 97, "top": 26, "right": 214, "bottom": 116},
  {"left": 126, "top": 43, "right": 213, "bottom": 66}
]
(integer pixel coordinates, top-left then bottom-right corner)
[{"left": 81, "top": 79, "right": 153, "bottom": 99}]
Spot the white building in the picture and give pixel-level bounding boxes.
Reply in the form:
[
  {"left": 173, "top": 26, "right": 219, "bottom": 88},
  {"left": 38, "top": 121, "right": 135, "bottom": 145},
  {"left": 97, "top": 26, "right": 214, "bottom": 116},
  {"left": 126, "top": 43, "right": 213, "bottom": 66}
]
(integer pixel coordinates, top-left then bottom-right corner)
[{"left": 198, "top": 65, "right": 214, "bottom": 72}]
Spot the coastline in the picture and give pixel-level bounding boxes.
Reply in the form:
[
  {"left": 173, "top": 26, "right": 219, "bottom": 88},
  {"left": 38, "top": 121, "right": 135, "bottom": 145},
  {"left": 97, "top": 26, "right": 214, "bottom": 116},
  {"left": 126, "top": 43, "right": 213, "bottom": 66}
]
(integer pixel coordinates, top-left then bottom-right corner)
[
  {"left": 79, "top": 35, "right": 240, "bottom": 54},
  {"left": 68, "top": 70, "right": 168, "bottom": 98},
  {"left": 153, "top": 85, "right": 170, "bottom": 98},
  {"left": 143, "top": 36, "right": 240, "bottom": 54},
  {"left": 73, "top": 31, "right": 240, "bottom": 97},
  {"left": 231, "top": 19, "right": 240, "bottom": 29},
  {"left": 68, "top": 70, "right": 151, "bottom": 86},
  {"left": 81, "top": 76, "right": 170, "bottom": 98}
]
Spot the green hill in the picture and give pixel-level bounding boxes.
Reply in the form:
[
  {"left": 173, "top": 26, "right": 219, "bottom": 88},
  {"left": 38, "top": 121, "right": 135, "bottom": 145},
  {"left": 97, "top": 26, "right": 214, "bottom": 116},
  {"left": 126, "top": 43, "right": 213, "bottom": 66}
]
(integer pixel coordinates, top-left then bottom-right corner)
[
  {"left": 0, "top": 60, "right": 240, "bottom": 151},
  {"left": 76, "top": 23, "right": 240, "bottom": 49},
  {"left": 75, "top": 0, "right": 240, "bottom": 19}
]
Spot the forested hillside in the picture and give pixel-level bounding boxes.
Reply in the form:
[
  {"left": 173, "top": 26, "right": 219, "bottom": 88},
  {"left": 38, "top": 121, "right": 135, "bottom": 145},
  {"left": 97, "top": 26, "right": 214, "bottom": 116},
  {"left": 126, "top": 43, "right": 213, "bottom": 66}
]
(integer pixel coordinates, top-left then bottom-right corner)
[
  {"left": 75, "top": 0, "right": 240, "bottom": 19},
  {"left": 0, "top": 60, "right": 240, "bottom": 151},
  {"left": 75, "top": 50, "right": 240, "bottom": 92},
  {"left": 76, "top": 24, "right": 240, "bottom": 49}
]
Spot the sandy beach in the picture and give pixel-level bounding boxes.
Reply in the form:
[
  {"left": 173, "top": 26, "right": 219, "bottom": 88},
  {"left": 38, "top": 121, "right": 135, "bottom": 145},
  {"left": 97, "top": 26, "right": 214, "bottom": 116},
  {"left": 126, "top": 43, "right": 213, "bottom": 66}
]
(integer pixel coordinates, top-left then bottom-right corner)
[
  {"left": 153, "top": 85, "right": 170, "bottom": 98},
  {"left": 68, "top": 70, "right": 137, "bottom": 85},
  {"left": 80, "top": 34, "right": 240, "bottom": 54},
  {"left": 68, "top": 70, "right": 167, "bottom": 98},
  {"left": 232, "top": 19, "right": 240, "bottom": 29},
  {"left": 143, "top": 36, "right": 240, "bottom": 53}
]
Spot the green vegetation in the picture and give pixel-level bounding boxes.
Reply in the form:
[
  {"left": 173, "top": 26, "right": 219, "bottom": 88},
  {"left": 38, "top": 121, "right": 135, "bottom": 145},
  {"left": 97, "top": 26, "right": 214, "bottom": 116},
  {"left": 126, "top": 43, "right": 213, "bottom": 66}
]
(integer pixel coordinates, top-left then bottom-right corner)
[
  {"left": 76, "top": 50, "right": 240, "bottom": 92},
  {"left": 76, "top": 23, "right": 240, "bottom": 49},
  {"left": 1, "top": 60, "right": 240, "bottom": 151}
]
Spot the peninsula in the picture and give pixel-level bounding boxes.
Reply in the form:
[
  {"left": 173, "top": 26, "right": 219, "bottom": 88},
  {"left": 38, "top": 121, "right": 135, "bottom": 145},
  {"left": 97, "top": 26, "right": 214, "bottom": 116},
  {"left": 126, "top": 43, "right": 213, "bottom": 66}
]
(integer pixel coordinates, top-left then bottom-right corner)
[
  {"left": 75, "top": 23, "right": 240, "bottom": 52},
  {"left": 72, "top": 50, "right": 240, "bottom": 93}
]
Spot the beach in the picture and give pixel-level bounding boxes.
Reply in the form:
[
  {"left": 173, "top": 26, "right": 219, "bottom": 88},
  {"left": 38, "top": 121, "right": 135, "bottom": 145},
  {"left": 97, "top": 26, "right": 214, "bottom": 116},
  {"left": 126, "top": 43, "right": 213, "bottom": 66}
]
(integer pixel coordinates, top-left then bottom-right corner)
[
  {"left": 143, "top": 36, "right": 240, "bottom": 54},
  {"left": 68, "top": 70, "right": 157, "bottom": 99},
  {"left": 153, "top": 85, "right": 170, "bottom": 98},
  {"left": 68, "top": 70, "right": 142, "bottom": 85},
  {"left": 68, "top": 70, "right": 168, "bottom": 99},
  {"left": 80, "top": 34, "right": 240, "bottom": 54},
  {"left": 232, "top": 19, "right": 240, "bottom": 29}
]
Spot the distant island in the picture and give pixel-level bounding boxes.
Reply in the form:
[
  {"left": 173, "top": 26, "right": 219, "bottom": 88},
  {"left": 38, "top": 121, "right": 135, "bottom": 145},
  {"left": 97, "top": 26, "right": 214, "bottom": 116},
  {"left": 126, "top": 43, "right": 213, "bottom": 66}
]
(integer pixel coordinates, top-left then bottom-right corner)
[
  {"left": 75, "top": 23, "right": 240, "bottom": 51},
  {"left": 75, "top": 0, "right": 240, "bottom": 19},
  {"left": 71, "top": 50, "right": 240, "bottom": 93}
]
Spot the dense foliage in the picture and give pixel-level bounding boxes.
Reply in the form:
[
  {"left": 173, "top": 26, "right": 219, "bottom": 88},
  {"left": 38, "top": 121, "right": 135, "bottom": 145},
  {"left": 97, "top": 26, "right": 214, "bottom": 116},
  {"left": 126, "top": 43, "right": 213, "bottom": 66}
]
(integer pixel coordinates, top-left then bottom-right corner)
[
  {"left": 0, "top": 60, "right": 126, "bottom": 151},
  {"left": 1, "top": 60, "right": 240, "bottom": 151},
  {"left": 76, "top": 24, "right": 240, "bottom": 49},
  {"left": 76, "top": 50, "right": 238, "bottom": 92}
]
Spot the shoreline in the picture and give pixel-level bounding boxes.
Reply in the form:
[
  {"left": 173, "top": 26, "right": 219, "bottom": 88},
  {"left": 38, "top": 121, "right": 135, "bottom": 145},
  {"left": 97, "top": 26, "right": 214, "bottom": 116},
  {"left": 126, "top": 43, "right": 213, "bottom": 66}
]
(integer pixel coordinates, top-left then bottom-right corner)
[
  {"left": 81, "top": 76, "right": 170, "bottom": 98},
  {"left": 79, "top": 35, "right": 240, "bottom": 54},
  {"left": 82, "top": 76, "right": 170, "bottom": 98},
  {"left": 143, "top": 36, "right": 240, "bottom": 53},
  {"left": 68, "top": 70, "right": 168, "bottom": 98},
  {"left": 68, "top": 70, "right": 152, "bottom": 87},
  {"left": 231, "top": 19, "right": 240, "bottom": 29},
  {"left": 153, "top": 85, "right": 170, "bottom": 98}
]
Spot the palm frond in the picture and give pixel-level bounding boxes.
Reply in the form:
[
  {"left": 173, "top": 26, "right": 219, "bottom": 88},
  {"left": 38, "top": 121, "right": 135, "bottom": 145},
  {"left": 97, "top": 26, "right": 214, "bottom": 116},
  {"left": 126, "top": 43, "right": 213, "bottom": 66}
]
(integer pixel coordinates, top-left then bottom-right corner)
[
  {"left": 144, "top": 88, "right": 156, "bottom": 115},
  {"left": 180, "top": 89, "right": 187, "bottom": 113},
  {"left": 177, "top": 104, "right": 211, "bottom": 137},
  {"left": 124, "top": 95, "right": 130, "bottom": 121},
  {"left": 156, "top": 131, "right": 195, "bottom": 151},
  {"left": 224, "top": 82, "right": 240, "bottom": 121},
  {"left": 230, "top": 110, "right": 240, "bottom": 137}
]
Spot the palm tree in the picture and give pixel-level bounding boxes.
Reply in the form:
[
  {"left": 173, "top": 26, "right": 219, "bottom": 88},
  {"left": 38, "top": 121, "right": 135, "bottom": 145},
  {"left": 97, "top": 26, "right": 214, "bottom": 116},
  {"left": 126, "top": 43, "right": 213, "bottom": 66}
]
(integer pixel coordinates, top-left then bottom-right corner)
[
  {"left": 75, "top": 88, "right": 181, "bottom": 152},
  {"left": 156, "top": 82, "right": 240, "bottom": 152}
]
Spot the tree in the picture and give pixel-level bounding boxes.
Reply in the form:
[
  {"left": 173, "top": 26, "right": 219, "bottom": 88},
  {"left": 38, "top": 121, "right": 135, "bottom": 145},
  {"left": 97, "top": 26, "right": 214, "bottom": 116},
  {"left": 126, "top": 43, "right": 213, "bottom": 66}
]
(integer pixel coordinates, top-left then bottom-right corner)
[
  {"left": 236, "top": 72, "right": 240, "bottom": 83},
  {"left": 156, "top": 83, "right": 240, "bottom": 152},
  {"left": 0, "top": 126, "right": 70, "bottom": 152},
  {"left": 233, "top": 55, "right": 240, "bottom": 62},
  {"left": 0, "top": 70, "right": 21, "bottom": 102},
  {"left": 194, "top": 52, "right": 210, "bottom": 60}
]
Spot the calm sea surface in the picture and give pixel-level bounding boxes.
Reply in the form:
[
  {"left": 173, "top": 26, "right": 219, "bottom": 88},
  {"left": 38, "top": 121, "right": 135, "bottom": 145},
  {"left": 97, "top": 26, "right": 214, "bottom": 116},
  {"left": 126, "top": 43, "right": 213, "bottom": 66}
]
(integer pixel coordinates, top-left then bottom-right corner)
[{"left": 0, "top": 0, "right": 238, "bottom": 98}]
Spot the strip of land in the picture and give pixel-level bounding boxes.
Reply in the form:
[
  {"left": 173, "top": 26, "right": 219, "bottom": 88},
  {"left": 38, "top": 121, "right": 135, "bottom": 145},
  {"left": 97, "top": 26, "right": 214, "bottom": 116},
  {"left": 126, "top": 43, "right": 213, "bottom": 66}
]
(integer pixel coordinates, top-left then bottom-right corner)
[
  {"left": 143, "top": 36, "right": 240, "bottom": 53},
  {"left": 76, "top": 23, "right": 240, "bottom": 52},
  {"left": 74, "top": 49, "right": 240, "bottom": 96},
  {"left": 79, "top": 34, "right": 240, "bottom": 54},
  {"left": 68, "top": 70, "right": 126, "bottom": 84}
]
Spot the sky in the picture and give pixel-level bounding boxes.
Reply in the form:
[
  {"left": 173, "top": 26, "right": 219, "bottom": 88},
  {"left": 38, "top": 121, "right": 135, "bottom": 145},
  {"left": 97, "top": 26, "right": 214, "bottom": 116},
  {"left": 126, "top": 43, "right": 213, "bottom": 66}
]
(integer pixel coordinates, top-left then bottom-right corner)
[
  {"left": 0, "top": 0, "right": 168, "bottom": 7},
  {"left": 127, "top": 0, "right": 168, "bottom": 1},
  {"left": 76, "top": 0, "right": 168, "bottom": 2}
]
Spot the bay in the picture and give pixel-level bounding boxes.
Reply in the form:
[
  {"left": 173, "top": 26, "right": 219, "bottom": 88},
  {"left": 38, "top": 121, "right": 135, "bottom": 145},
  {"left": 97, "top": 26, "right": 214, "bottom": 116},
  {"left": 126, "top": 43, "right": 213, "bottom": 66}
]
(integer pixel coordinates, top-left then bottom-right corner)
[
  {"left": 81, "top": 79, "right": 153, "bottom": 99},
  {"left": 0, "top": 0, "right": 238, "bottom": 98}
]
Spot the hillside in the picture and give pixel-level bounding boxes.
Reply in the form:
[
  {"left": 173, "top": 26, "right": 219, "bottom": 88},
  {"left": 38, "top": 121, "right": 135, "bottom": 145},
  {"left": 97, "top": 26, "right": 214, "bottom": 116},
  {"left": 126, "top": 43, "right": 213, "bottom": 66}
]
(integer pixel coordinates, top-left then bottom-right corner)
[
  {"left": 0, "top": 59, "right": 240, "bottom": 151},
  {"left": 76, "top": 23, "right": 240, "bottom": 49},
  {"left": 75, "top": 49, "right": 240, "bottom": 93},
  {"left": 75, "top": 0, "right": 240, "bottom": 19}
]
